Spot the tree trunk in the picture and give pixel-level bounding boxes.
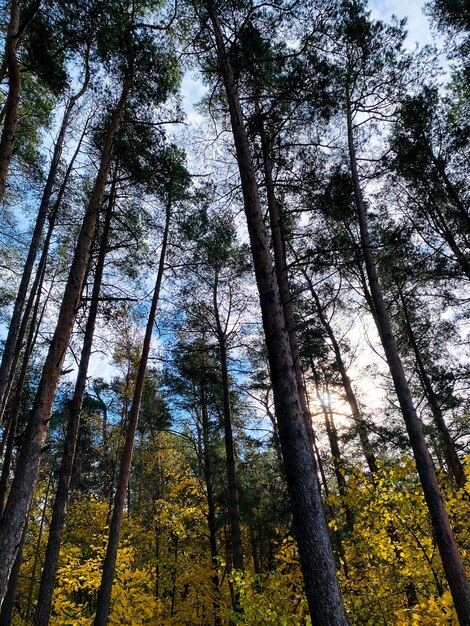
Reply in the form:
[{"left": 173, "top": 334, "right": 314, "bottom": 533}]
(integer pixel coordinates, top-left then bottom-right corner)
[
  {"left": 25, "top": 472, "right": 53, "bottom": 622},
  {"left": 428, "top": 149, "right": 470, "bottom": 233},
  {"left": 213, "top": 273, "right": 244, "bottom": 573},
  {"left": 102, "top": 402, "right": 111, "bottom": 502},
  {"left": 397, "top": 285, "right": 465, "bottom": 487},
  {"left": 201, "top": 381, "right": 222, "bottom": 626},
  {"left": 0, "top": 113, "right": 86, "bottom": 463},
  {"left": 0, "top": 508, "right": 29, "bottom": 625},
  {"left": 310, "top": 360, "right": 354, "bottom": 530},
  {"left": 0, "top": 68, "right": 90, "bottom": 419},
  {"left": 94, "top": 202, "right": 171, "bottom": 625},
  {"left": 34, "top": 178, "right": 114, "bottom": 626},
  {"left": 0, "top": 250, "right": 52, "bottom": 515},
  {"left": 424, "top": 197, "right": 470, "bottom": 279},
  {"left": 201, "top": 5, "right": 349, "bottom": 624},
  {"left": 0, "top": 76, "right": 131, "bottom": 606},
  {"left": 0, "top": 0, "right": 20, "bottom": 201},
  {"left": 259, "top": 118, "right": 317, "bottom": 456},
  {"left": 346, "top": 89, "right": 470, "bottom": 625}
]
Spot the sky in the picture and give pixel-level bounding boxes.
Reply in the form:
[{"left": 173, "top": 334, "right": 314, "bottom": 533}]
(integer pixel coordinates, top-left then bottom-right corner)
[{"left": 370, "top": 0, "right": 434, "bottom": 46}]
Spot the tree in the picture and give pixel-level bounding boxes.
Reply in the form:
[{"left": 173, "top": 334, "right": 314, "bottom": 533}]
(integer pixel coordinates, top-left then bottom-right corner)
[
  {"left": 332, "top": 1, "right": 470, "bottom": 619},
  {"left": 94, "top": 137, "right": 189, "bottom": 623},
  {"left": 0, "top": 0, "right": 135, "bottom": 598},
  {"left": 0, "top": 58, "right": 90, "bottom": 423},
  {"left": 192, "top": 2, "right": 350, "bottom": 624}
]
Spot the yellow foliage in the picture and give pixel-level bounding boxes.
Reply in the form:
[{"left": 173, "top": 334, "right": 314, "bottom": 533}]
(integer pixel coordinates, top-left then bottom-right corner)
[{"left": 17, "top": 439, "right": 470, "bottom": 625}]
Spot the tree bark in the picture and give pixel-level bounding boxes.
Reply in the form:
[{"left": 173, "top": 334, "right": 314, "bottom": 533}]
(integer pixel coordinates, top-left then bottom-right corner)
[
  {"left": 0, "top": 254, "right": 48, "bottom": 516},
  {"left": 0, "top": 113, "right": 87, "bottom": 466},
  {"left": 0, "top": 76, "right": 131, "bottom": 606},
  {"left": 0, "top": 0, "right": 21, "bottom": 201},
  {"left": 94, "top": 202, "right": 171, "bottom": 625},
  {"left": 0, "top": 507, "right": 29, "bottom": 625},
  {"left": 259, "top": 118, "right": 318, "bottom": 456},
  {"left": 346, "top": 89, "right": 470, "bottom": 625},
  {"left": 310, "top": 360, "right": 354, "bottom": 531},
  {"left": 200, "top": 4, "right": 349, "bottom": 624},
  {"left": 213, "top": 273, "right": 244, "bottom": 573},
  {"left": 33, "top": 177, "right": 114, "bottom": 626}
]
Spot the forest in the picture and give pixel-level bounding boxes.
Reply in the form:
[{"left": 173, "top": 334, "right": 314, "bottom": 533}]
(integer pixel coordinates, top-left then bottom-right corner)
[{"left": 0, "top": 0, "right": 469, "bottom": 624}]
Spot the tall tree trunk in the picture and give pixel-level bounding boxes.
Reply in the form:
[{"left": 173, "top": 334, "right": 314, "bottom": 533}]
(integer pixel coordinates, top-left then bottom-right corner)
[
  {"left": 397, "top": 285, "right": 465, "bottom": 487},
  {"left": 259, "top": 118, "right": 317, "bottom": 455},
  {"left": 0, "top": 112, "right": 87, "bottom": 464},
  {"left": 428, "top": 149, "right": 470, "bottom": 233},
  {"left": 0, "top": 68, "right": 90, "bottom": 418},
  {"left": 0, "top": 507, "right": 29, "bottom": 625},
  {"left": 0, "top": 0, "right": 20, "bottom": 201},
  {"left": 101, "top": 400, "right": 111, "bottom": 502},
  {"left": 346, "top": 90, "right": 470, "bottom": 624},
  {"left": 0, "top": 239, "right": 57, "bottom": 517},
  {"left": 0, "top": 257, "right": 48, "bottom": 516},
  {"left": 0, "top": 0, "right": 40, "bottom": 83},
  {"left": 0, "top": 76, "right": 131, "bottom": 605},
  {"left": 423, "top": 197, "right": 470, "bottom": 279},
  {"left": 200, "top": 5, "right": 349, "bottom": 624},
  {"left": 94, "top": 202, "right": 171, "bottom": 626},
  {"left": 213, "top": 273, "right": 244, "bottom": 573},
  {"left": 34, "top": 178, "right": 114, "bottom": 626}
]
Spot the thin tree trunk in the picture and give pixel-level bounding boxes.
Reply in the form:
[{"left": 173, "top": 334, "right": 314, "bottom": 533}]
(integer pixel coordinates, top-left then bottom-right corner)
[
  {"left": 306, "top": 382, "right": 350, "bottom": 578},
  {"left": 397, "top": 285, "right": 465, "bottom": 487},
  {"left": 201, "top": 382, "right": 222, "bottom": 626},
  {"left": 428, "top": 150, "right": 470, "bottom": 233},
  {"left": 34, "top": 178, "right": 114, "bottom": 626},
  {"left": 424, "top": 197, "right": 470, "bottom": 279},
  {"left": 213, "top": 274, "right": 244, "bottom": 573},
  {"left": 170, "top": 534, "right": 178, "bottom": 617},
  {"left": 94, "top": 202, "right": 171, "bottom": 625},
  {"left": 25, "top": 472, "right": 53, "bottom": 622},
  {"left": 0, "top": 67, "right": 90, "bottom": 418},
  {"left": 346, "top": 90, "right": 470, "bottom": 624},
  {"left": 0, "top": 0, "right": 40, "bottom": 84},
  {"left": 0, "top": 0, "right": 20, "bottom": 201},
  {"left": 0, "top": 114, "right": 86, "bottom": 463},
  {"left": 0, "top": 258, "right": 52, "bottom": 515},
  {"left": 310, "top": 360, "right": 354, "bottom": 530},
  {"left": 0, "top": 76, "right": 131, "bottom": 605},
  {"left": 102, "top": 402, "right": 111, "bottom": 502},
  {"left": 301, "top": 269, "right": 378, "bottom": 474},
  {"left": 201, "top": 5, "right": 349, "bottom": 624},
  {"left": 249, "top": 525, "right": 261, "bottom": 576},
  {"left": 325, "top": 406, "right": 349, "bottom": 510}
]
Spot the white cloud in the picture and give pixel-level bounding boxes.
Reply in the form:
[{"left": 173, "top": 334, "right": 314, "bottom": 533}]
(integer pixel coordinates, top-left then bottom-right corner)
[
  {"left": 181, "top": 71, "right": 207, "bottom": 124},
  {"left": 369, "top": 0, "right": 435, "bottom": 48}
]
